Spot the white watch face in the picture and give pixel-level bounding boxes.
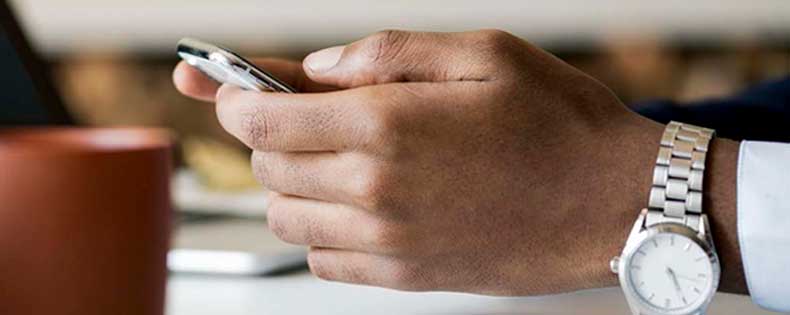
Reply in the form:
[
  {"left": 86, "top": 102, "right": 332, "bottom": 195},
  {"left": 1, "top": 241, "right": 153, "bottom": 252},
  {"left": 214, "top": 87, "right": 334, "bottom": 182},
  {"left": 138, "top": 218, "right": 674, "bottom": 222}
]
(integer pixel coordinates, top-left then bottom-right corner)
[{"left": 627, "top": 232, "right": 714, "bottom": 312}]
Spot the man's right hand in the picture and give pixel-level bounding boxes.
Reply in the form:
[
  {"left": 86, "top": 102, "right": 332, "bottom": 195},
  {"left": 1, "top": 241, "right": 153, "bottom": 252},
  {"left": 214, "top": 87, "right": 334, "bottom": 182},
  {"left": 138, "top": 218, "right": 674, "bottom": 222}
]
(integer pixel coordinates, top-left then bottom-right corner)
[{"left": 172, "top": 30, "right": 744, "bottom": 295}]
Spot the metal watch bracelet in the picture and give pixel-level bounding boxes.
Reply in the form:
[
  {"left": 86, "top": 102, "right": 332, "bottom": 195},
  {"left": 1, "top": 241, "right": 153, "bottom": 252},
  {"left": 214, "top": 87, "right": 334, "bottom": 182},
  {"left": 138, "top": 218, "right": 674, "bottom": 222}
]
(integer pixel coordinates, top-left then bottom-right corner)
[{"left": 646, "top": 121, "right": 715, "bottom": 230}]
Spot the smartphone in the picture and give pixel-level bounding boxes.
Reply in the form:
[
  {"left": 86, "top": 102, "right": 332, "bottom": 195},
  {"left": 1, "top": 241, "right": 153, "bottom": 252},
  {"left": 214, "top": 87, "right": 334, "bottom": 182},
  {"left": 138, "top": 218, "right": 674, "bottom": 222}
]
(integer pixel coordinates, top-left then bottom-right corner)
[
  {"left": 172, "top": 39, "right": 306, "bottom": 276},
  {"left": 177, "top": 37, "right": 296, "bottom": 93}
]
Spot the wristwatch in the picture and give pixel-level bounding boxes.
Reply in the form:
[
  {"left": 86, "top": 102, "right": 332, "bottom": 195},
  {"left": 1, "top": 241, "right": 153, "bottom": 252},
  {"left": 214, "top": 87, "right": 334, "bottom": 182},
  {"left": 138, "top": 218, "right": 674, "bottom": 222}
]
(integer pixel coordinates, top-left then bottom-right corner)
[{"left": 611, "top": 121, "right": 721, "bottom": 315}]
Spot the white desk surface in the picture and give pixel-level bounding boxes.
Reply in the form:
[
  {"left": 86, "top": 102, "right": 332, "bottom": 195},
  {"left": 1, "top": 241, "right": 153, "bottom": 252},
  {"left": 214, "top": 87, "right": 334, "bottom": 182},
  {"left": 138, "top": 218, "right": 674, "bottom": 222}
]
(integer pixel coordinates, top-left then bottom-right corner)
[
  {"left": 167, "top": 272, "right": 780, "bottom": 315},
  {"left": 166, "top": 219, "right": 780, "bottom": 315}
]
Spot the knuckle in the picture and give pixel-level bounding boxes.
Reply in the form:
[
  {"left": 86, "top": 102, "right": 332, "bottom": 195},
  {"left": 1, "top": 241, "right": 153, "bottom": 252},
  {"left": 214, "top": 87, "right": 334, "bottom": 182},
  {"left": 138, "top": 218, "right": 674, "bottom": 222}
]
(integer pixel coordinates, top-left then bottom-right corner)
[
  {"left": 265, "top": 199, "right": 289, "bottom": 240},
  {"left": 362, "top": 91, "right": 407, "bottom": 151},
  {"left": 240, "top": 105, "right": 278, "bottom": 150},
  {"left": 367, "top": 220, "right": 411, "bottom": 253},
  {"left": 336, "top": 259, "right": 370, "bottom": 285},
  {"left": 251, "top": 152, "right": 293, "bottom": 192},
  {"left": 386, "top": 261, "right": 432, "bottom": 291},
  {"left": 250, "top": 151, "right": 272, "bottom": 185},
  {"left": 473, "top": 29, "right": 522, "bottom": 59},
  {"left": 352, "top": 164, "right": 396, "bottom": 211},
  {"left": 477, "top": 29, "right": 518, "bottom": 47},
  {"left": 362, "top": 30, "right": 411, "bottom": 66},
  {"left": 296, "top": 211, "right": 327, "bottom": 245},
  {"left": 307, "top": 250, "right": 334, "bottom": 281}
]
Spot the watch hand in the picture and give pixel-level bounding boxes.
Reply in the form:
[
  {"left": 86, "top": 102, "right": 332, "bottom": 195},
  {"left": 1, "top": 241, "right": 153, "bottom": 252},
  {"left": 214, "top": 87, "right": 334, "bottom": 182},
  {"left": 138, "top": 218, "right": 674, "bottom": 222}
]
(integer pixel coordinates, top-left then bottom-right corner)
[
  {"left": 666, "top": 267, "right": 686, "bottom": 301},
  {"left": 674, "top": 273, "right": 703, "bottom": 284}
]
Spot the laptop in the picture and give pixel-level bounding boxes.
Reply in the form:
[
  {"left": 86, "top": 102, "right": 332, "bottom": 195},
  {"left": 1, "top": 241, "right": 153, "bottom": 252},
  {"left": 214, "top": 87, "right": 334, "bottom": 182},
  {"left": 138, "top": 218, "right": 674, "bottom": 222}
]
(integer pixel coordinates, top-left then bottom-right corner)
[
  {"left": 0, "top": 0, "right": 307, "bottom": 275},
  {"left": 0, "top": 1, "right": 71, "bottom": 126}
]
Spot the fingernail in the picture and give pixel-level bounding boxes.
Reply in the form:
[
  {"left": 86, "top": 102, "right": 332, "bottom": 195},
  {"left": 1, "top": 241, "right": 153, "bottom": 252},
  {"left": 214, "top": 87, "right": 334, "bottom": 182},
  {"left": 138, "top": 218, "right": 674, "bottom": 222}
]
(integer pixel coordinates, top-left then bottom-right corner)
[{"left": 305, "top": 45, "right": 345, "bottom": 73}]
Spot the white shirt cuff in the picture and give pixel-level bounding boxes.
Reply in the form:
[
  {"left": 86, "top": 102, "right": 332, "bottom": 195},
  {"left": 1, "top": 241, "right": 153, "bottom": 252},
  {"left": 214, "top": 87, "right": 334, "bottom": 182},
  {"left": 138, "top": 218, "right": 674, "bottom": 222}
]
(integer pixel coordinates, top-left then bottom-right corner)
[{"left": 737, "top": 140, "right": 790, "bottom": 312}]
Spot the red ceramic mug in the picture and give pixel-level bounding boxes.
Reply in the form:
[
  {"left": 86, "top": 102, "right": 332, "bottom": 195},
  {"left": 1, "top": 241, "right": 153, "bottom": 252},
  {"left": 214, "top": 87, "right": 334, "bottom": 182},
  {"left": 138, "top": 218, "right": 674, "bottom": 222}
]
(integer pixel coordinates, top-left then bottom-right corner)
[{"left": 0, "top": 128, "right": 172, "bottom": 315}]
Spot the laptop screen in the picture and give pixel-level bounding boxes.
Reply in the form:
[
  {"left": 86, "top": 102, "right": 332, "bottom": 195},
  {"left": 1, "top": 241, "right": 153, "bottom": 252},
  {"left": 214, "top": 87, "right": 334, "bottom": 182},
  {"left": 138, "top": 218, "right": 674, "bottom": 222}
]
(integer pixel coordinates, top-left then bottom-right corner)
[
  {"left": 0, "top": 1, "right": 72, "bottom": 125},
  {"left": 0, "top": 27, "right": 52, "bottom": 124}
]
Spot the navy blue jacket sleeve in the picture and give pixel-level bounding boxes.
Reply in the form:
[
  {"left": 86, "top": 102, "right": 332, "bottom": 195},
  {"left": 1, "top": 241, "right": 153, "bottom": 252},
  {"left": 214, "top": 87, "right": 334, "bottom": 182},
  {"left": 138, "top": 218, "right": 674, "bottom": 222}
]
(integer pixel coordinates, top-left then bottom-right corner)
[{"left": 634, "top": 76, "right": 790, "bottom": 142}]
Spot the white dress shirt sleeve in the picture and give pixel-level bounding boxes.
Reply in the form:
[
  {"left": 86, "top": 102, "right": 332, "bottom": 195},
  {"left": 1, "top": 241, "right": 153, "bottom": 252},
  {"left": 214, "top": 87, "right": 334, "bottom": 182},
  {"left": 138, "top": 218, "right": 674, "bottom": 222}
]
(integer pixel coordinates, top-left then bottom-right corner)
[{"left": 737, "top": 140, "right": 790, "bottom": 312}]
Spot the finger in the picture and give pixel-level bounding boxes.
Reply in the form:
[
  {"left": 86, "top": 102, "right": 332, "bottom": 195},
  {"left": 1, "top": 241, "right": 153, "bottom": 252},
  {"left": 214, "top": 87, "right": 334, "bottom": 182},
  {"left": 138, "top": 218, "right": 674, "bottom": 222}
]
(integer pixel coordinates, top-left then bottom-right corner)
[
  {"left": 173, "top": 58, "right": 335, "bottom": 102},
  {"left": 173, "top": 61, "right": 220, "bottom": 102},
  {"left": 246, "top": 57, "right": 337, "bottom": 92},
  {"left": 302, "top": 29, "right": 518, "bottom": 88},
  {"left": 252, "top": 151, "right": 368, "bottom": 206},
  {"left": 215, "top": 84, "right": 383, "bottom": 152},
  {"left": 267, "top": 194, "right": 407, "bottom": 254},
  {"left": 307, "top": 248, "right": 435, "bottom": 291}
]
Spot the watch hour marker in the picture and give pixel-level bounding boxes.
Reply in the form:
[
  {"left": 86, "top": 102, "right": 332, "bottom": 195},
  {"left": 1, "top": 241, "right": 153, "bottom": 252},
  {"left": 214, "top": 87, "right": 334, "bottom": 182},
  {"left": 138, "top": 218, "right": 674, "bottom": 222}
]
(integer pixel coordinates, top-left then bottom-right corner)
[
  {"left": 653, "top": 239, "right": 659, "bottom": 248},
  {"left": 631, "top": 265, "right": 642, "bottom": 270},
  {"left": 693, "top": 287, "right": 701, "bottom": 294},
  {"left": 636, "top": 250, "right": 646, "bottom": 256},
  {"left": 670, "top": 235, "right": 675, "bottom": 246},
  {"left": 665, "top": 298, "right": 671, "bottom": 308},
  {"left": 682, "top": 296, "right": 688, "bottom": 305},
  {"left": 648, "top": 293, "right": 655, "bottom": 300},
  {"left": 638, "top": 281, "right": 645, "bottom": 287},
  {"left": 698, "top": 273, "right": 707, "bottom": 278},
  {"left": 683, "top": 243, "right": 691, "bottom": 251},
  {"left": 695, "top": 256, "right": 707, "bottom": 262}
]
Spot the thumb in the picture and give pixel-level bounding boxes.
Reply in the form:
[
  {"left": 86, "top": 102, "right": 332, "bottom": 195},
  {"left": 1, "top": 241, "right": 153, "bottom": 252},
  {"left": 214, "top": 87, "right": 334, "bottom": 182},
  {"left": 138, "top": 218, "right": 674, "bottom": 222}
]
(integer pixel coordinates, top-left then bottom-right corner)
[{"left": 302, "top": 30, "right": 496, "bottom": 88}]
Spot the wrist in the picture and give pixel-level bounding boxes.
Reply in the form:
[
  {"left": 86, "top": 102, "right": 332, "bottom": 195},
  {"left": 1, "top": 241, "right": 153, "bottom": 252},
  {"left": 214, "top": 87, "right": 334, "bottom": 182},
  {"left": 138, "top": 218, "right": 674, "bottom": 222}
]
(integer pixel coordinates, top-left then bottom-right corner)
[
  {"left": 584, "top": 115, "right": 743, "bottom": 294},
  {"left": 603, "top": 119, "right": 734, "bottom": 315},
  {"left": 570, "top": 112, "right": 664, "bottom": 289},
  {"left": 705, "top": 137, "right": 744, "bottom": 293}
]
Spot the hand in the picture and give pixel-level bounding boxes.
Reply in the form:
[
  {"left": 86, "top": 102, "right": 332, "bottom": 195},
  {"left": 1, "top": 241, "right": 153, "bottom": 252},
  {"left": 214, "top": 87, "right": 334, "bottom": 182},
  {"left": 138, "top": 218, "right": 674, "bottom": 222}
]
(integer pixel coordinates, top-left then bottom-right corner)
[{"left": 173, "top": 30, "right": 744, "bottom": 295}]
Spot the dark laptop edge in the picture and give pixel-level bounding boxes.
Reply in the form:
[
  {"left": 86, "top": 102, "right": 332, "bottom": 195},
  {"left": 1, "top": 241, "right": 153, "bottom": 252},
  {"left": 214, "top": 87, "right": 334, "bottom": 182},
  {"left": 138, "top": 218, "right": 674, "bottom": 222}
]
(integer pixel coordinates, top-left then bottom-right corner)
[{"left": 1, "top": 0, "right": 73, "bottom": 125}]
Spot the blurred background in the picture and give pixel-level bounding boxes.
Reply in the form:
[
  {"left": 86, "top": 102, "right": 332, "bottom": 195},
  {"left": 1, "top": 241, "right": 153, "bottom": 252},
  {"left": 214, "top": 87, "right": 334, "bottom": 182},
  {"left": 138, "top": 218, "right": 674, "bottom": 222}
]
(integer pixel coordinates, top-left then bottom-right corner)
[{"left": 7, "top": 0, "right": 790, "bottom": 212}]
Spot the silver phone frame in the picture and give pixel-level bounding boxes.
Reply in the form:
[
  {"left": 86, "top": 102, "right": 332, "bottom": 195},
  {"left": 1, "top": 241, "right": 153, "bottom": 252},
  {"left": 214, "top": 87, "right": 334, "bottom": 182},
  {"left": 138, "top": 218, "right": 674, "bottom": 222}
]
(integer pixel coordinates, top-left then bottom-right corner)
[{"left": 177, "top": 38, "right": 296, "bottom": 93}]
